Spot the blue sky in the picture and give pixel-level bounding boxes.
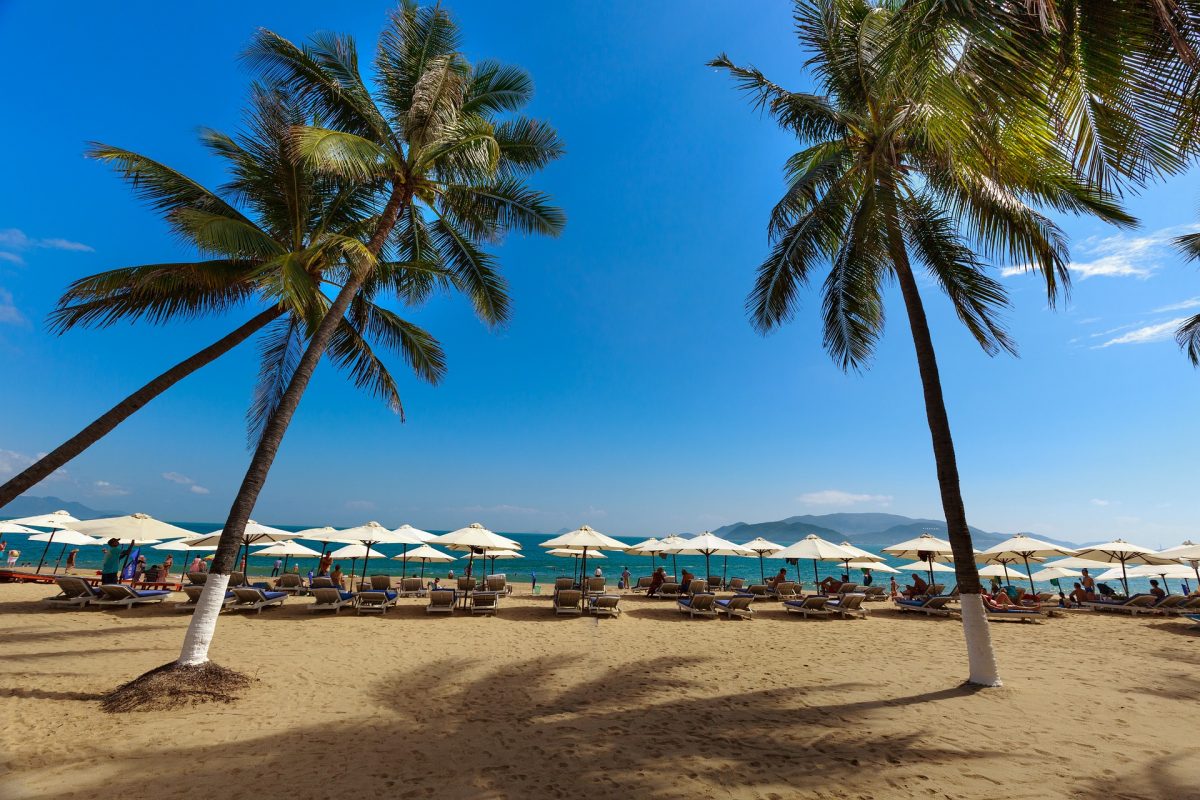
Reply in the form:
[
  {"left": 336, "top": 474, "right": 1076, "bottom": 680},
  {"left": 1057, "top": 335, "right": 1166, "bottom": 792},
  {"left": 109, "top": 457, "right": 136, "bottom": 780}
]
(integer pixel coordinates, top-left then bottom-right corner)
[{"left": 1, "top": 1, "right": 1197, "bottom": 545}]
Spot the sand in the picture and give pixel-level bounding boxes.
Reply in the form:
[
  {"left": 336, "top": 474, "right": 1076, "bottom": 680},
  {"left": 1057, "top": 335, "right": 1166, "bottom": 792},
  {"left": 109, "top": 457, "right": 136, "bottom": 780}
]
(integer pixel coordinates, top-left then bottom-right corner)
[{"left": 1, "top": 582, "right": 1197, "bottom": 800}]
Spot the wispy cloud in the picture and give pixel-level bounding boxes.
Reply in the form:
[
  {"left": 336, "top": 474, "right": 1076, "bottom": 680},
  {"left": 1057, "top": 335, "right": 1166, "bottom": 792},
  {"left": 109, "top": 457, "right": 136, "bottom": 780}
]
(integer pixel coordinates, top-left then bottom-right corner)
[
  {"left": 1003, "top": 224, "right": 1198, "bottom": 281},
  {"left": 0, "top": 228, "right": 93, "bottom": 265},
  {"left": 162, "top": 471, "right": 209, "bottom": 495},
  {"left": 0, "top": 449, "right": 67, "bottom": 482},
  {"left": 1096, "top": 318, "right": 1186, "bottom": 348},
  {"left": 0, "top": 288, "right": 26, "bottom": 326},
  {"left": 798, "top": 489, "right": 893, "bottom": 507},
  {"left": 1155, "top": 297, "right": 1200, "bottom": 313},
  {"left": 91, "top": 480, "right": 130, "bottom": 497},
  {"left": 1090, "top": 498, "right": 1111, "bottom": 507}
]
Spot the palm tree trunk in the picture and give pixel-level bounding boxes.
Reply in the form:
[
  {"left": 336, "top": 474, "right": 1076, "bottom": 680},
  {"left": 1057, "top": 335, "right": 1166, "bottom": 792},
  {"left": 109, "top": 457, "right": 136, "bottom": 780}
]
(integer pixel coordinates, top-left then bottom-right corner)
[
  {"left": 0, "top": 307, "right": 282, "bottom": 510},
  {"left": 178, "top": 185, "right": 411, "bottom": 667},
  {"left": 882, "top": 196, "right": 1001, "bottom": 687}
]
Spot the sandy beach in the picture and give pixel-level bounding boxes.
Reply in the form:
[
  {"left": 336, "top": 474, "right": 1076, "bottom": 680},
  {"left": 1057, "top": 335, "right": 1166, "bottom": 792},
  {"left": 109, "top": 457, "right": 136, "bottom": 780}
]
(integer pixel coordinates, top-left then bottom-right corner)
[{"left": 1, "top": 582, "right": 1197, "bottom": 800}]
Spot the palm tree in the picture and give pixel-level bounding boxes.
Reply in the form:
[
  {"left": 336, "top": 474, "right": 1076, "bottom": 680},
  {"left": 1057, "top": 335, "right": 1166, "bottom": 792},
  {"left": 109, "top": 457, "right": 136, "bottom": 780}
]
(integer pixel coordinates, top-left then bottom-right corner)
[
  {"left": 2, "top": 85, "right": 445, "bottom": 513},
  {"left": 171, "top": 2, "right": 563, "bottom": 673},
  {"left": 711, "top": 0, "right": 1133, "bottom": 685},
  {"left": 896, "top": 0, "right": 1200, "bottom": 190},
  {"left": 0, "top": 84, "right": 446, "bottom": 510},
  {"left": 1172, "top": 230, "right": 1200, "bottom": 363}
]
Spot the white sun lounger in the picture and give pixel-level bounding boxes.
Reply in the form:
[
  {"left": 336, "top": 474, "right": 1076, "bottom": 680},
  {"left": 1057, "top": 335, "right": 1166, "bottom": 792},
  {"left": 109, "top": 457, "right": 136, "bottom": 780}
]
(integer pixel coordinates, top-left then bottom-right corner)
[
  {"left": 825, "top": 593, "right": 869, "bottom": 619},
  {"left": 309, "top": 588, "right": 355, "bottom": 613},
  {"left": 677, "top": 592, "right": 718, "bottom": 618},
  {"left": 355, "top": 589, "right": 399, "bottom": 614},
  {"left": 715, "top": 594, "right": 754, "bottom": 619},
  {"left": 93, "top": 584, "right": 172, "bottom": 609},
  {"left": 784, "top": 595, "right": 834, "bottom": 618},
  {"left": 230, "top": 587, "right": 287, "bottom": 614},
  {"left": 427, "top": 589, "right": 456, "bottom": 614},
  {"left": 176, "top": 584, "right": 235, "bottom": 612},
  {"left": 43, "top": 577, "right": 103, "bottom": 609},
  {"left": 553, "top": 589, "right": 583, "bottom": 615}
]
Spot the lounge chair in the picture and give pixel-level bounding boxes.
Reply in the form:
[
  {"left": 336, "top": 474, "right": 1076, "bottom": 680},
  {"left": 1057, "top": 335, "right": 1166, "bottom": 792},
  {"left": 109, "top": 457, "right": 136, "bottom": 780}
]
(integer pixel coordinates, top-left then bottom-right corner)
[
  {"left": 398, "top": 577, "right": 425, "bottom": 597},
  {"left": 834, "top": 582, "right": 859, "bottom": 595},
  {"left": 743, "top": 584, "right": 769, "bottom": 599},
  {"left": 355, "top": 589, "right": 399, "bottom": 614},
  {"left": 726, "top": 578, "right": 746, "bottom": 592},
  {"left": 1083, "top": 594, "right": 1159, "bottom": 615},
  {"left": 486, "top": 575, "right": 509, "bottom": 595},
  {"left": 861, "top": 586, "right": 887, "bottom": 602},
  {"left": 274, "top": 573, "right": 305, "bottom": 594},
  {"left": 368, "top": 575, "right": 393, "bottom": 590},
  {"left": 656, "top": 582, "right": 682, "bottom": 599},
  {"left": 554, "top": 577, "right": 575, "bottom": 593},
  {"left": 784, "top": 595, "right": 833, "bottom": 618},
  {"left": 186, "top": 571, "right": 207, "bottom": 586},
  {"left": 471, "top": 591, "right": 500, "bottom": 615},
  {"left": 707, "top": 575, "right": 722, "bottom": 592},
  {"left": 631, "top": 576, "right": 654, "bottom": 593},
  {"left": 825, "top": 593, "right": 869, "bottom": 619},
  {"left": 767, "top": 581, "right": 799, "bottom": 600},
  {"left": 1163, "top": 596, "right": 1200, "bottom": 615},
  {"left": 427, "top": 589, "right": 456, "bottom": 614},
  {"left": 985, "top": 604, "right": 1044, "bottom": 623},
  {"left": 677, "top": 592, "right": 718, "bottom": 618},
  {"left": 229, "top": 572, "right": 247, "bottom": 587},
  {"left": 715, "top": 594, "right": 754, "bottom": 619},
  {"left": 554, "top": 589, "right": 583, "bottom": 615},
  {"left": 589, "top": 594, "right": 621, "bottom": 617},
  {"left": 307, "top": 588, "right": 355, "bottom": 613},
  {"left": 177, "top": 585, "right": 235, "bottom": 612},
  {"left": 93, "top": 584, "right": 172, "bottom": 609},
  {"left": 1185, "top": 613, "right": 1200, "bottom": 629},
  {"left": 585, "top": 576, "right": 606, "bottom": 597},
  {"left": 230, "top": 587, "right": 287, "bottom": 614},
  {"left": 311, "top": 576, "right": 335, "bottom": 589},
  {"left": 1151, "top": 594, "right": 1187, "bottom": 611},
  {"left": 43, "top": 576, "right": 103, "bottom": 609},
  {"left": 894, "top": 595, "right": 957, "bottom": 617},
  {"left": 457, "top": 577, "right": 477, "bottom": 596}
]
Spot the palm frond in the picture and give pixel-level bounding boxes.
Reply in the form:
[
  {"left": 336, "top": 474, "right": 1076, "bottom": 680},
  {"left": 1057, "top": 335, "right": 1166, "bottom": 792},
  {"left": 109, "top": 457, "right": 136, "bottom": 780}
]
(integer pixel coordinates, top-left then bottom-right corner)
[
  {"left": 1177, "top": 313, "right": 1200, "bottom": 366},
  {"left": 247, "top": 316, "right": 306, "bottom": 448},
  {"left": 429, "top": 216, "right": 510, "bottom": 327},
  {"left": 463, "top": 60, "right": 534, "bottom": 115}
]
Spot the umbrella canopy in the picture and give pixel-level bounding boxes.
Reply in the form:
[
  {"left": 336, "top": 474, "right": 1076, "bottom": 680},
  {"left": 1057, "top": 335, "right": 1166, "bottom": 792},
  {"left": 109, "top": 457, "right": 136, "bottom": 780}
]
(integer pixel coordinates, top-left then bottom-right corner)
[
  {"left": 883, "top": 532, "right": 956, "bottom": 561},
  {"left": 741, "top": 537, "right": 784, "bottom": 582},
  {"left": 848, "top": 559, "right": 898, "bottom": 574},
  {"left": 253, "top": 540, "right": 322, "bottom": 557},
  {"left": 541, "top": 524, "right": 627, "bottom": 551},
  {"left": 7, "top": 510, "right": 80, "bottom": 529},
  {"left": 0, "top": 521, "right": 36, "bottom": 535},
  {"left": 837, "top": 541, "right": 885, "bottom": 562},
  {"left": 1166, "top": 542, "right": 1200, "bottom": 562},
  {"left": 549, "top": 548, "right": 606, "bottom": 558},
  {"left": 977, "top": 564, "right": 1016, "bottom": 578},
  {"left": 27, "top": 529, "right": 98, "bottom": 545},
  {"left": 773, "top": 535, "right": 857, "bottom": 584},
  {"left": 1071, "top": 539, "right": 1175, "bottom": 593},
  {"left": 1045, "top": 556, "right": 1114, "bottom": 570},
  {"left": 664, "top": 532, "right": 751, "bottom": 582},
  {"left": 979, "top": 534, "right": 1076, "bottom": 590},
  {"left": 328, "top": 543, "right": 388, "bottom": 560},
  {"left": 391, "top": 524, "right": 435, "bottom": 543},
  {"left": 1029, "top": 566, "right": 1082, "bottom": 583},
  {"left": 336, "top": 521, "right": 420, "bottom": 583},
  {"left": 397, "top": 544, "right": 455, "bottom": 563},
  {"left": 431, "top": 523, "right": 520, "bottom": 551},
  {"left": 625, "top": 537, "right": 664, "bottom": 555},
  {"left": 294, "top": 526, "right": 354, "bottom": 543},
  {"left": 185, "top": 520, "right": 295, "bottom": 547},
  {"left": 70, "top": 512, "right": 193, "bottom": 541},
  {"left": 153, "top": 537, "right": 217, "bottom": 551},
  {"left": 896, "top": 560, "right": 956, "bottom": 574}
]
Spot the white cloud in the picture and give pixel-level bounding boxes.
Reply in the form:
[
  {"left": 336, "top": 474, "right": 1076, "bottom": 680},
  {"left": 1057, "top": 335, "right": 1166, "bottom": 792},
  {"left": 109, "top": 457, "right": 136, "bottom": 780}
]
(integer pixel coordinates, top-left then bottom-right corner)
[
  {"left": 1090, "top": 498, "right": 1110, "bottom": 507},
  {"left": 0, "top": 288, "right": 26, "bottom": 326},
  {"left": 1000, "top": 263, "right": 1034, "bottom": 278},
  {"left": 91, "top": 480, "right": 130, "bottom": 497},
  {"left": 1096, "top": 317, "right": 1187, "bottom": 348},
  {"left": 797, "top": 489, "right": 893, "bottom": 507},
  {"left": 163, "top": 471, "right": 209, "bottom": 495},
  {"left": 345, "top": 499, "right": 376, "bottom": 511},
  {"left": 0, "top": 449, "right": 67, "bottom": 483},
  {"left": 1155, "top": 297, "right": 1200, "bottom": 313},
  {"left": 0, "top": 228, "right": 93, "bottom": 262},
  {"left": 1003, "top": 224, "right": 1198, "bottom": 281}
]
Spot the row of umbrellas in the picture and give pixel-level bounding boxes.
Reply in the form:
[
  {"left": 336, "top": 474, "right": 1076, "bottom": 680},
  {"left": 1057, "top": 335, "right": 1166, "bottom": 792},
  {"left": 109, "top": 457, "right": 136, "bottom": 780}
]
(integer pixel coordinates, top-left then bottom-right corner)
[{"left": 4, "top": 511, "right": 1198, "bottom": 595}]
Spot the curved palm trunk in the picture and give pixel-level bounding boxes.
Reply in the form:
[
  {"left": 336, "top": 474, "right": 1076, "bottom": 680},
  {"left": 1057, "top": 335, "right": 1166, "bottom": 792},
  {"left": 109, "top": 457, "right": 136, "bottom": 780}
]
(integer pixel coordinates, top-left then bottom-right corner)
[
  {"left": 179, "top": 186, "right": 410, "bottom": 667},
  {"left": 883, "top": 198, "right": 1001, "bottom": 687},
  {"left": 0, "top": 308, "right": 282, "bottom": 510}
]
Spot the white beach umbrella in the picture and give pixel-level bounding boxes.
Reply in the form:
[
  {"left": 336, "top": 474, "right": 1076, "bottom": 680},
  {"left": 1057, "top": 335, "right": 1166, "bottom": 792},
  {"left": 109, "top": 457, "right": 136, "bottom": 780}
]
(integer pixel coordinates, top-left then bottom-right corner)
[
  {"left": 0, "top": 521, "right": 36, "bottom": 535},
  {"left": 833, "top": 541, "right": 886, "bottom": 584},
  {"left": 774, "top": 535, "right": 857, "bottom": 584},
  {"left": 1121, "top": 562, "right": 1197, "bottom": 594},
  {"left": 478, "top": 548, "right": 523, "bottom": 576},
  {"left": 291, "top": 526, "right": 358, "bottom": 564},
  {"left": 541, "top": 525, "right": 626, "bottom": 582},
  {"left": 848, "top": 559, "right": 898, "bottom": 574},
  {"left": 550, "top": 547, "right": 607, "bottom": 559},
  {"left": 327, "top": 543, "right": 387, "bottom": 585},
  {"left": 977, "top": 564, "right": 1015, "bottom": 578},
  {"left": 979, "top": 534, "right": 1077, "bottom": 591},
  {"left": 624, "top": 537, "right": 666, "bottom": 577},
  {"left": 896, "top": 560, "right": 956, "bottom": 574},
  {"left": 253, "top": 540, "right": 322, "bottom": 573},
  {"left": 389, "top": 524, "right": 435, "bottom": 575},
  {"left": 333, "top": 521, "right": 416, "bottom": 582},
  {"left": 660, "top": 531, "right": 748, "bottom": 582},
  {"left": 27, "top": 528, "right": 103, "bottom": 574},
  {"left": 884, "top": 532, "right": 957, "bottom": 584},
  {"left": 431, "top": 523, "right": 519, "bottom": 578},
  {"left": 1071, "top": 539, "right": 1174, "bottom": 594},
  {"left": 394, "top": 544, "right": 455, "bottom": 581},
  {"left": 652, "top": 534, "right": 691, "bottom": 578},
  {"left": 1158, "top": 541, "right": 1200, "bottom": 585},
  {"left": 1029, "top": 566, "right": 1082, "bottom": 584},
  {"left": 153, "top": 537, "right": 216, "bottom": 551},
  {"left": 184, "top": 520, "right": 296, "bottom": 575},
  {"left": 7, "top": 510, "right": 80, "bottom": 529},
  {"left": 1045, "top": 556, "right": 1113, "bottom": 570},
  {"left": 70, "top": 512, "right": 192, "bottom": 542},
  {"left": 740, "top": 537, "right": 784, "bottom": 583}
]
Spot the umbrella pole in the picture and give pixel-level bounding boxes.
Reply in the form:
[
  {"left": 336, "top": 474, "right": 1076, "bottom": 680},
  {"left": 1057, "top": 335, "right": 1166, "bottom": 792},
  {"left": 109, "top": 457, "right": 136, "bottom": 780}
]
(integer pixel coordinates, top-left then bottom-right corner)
[
  {"left": 1121, "top": 560, "right": 1130, "bottom": 596},
  {"left": 722, "top": 555, "right": 728, "bottom": 589},
  {"left": 758, "top": 553, "right": 765, "bottom": 584},
  {"left": 581, "top": 548, "right": 589, "bottom": 608},
  {"left": 283, "top": 555, "right": 291, "bottom": 574},
  {"left": 1023, "top": 556, "right": 1036, "bottom": 593},
  {"left": 672, "top": 553, "right": 677, "bottom": 581},
  {"left": 402, "top": 544, "right": 408, "bottom": 578},
  {"left": 1002, "top": 563, "right": 1011, "bottom": 587},
  {"left": 361, "top": 544, "right": 374, "bottom": 588},
  {"left": 35, "top": 530, "right": 56, "bottom": 573},
  {"left": 52, "top": 544, "right": 68, "bottom": 574}
]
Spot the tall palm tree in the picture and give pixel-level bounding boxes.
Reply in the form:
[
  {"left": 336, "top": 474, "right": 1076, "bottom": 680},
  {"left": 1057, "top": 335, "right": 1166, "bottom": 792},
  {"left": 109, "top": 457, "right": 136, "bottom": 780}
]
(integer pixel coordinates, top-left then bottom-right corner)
[
  {"left": 3, "top": 84, "right": 445, "bottom": 514},
  {"left": 172, "top": 2, "right": 563, "bottom": 672},
  {"left": 712, "top": 0, "right": 1133, "bottom": 685}
]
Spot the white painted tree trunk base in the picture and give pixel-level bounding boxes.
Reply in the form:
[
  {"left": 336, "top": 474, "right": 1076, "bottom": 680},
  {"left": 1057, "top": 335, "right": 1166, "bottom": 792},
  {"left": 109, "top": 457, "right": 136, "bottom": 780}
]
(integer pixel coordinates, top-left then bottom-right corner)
[
  {"left": 959, "top": 593, "right": 1001, "bottom": 687},
  {"left": 178, "top": 573, "right": 230, "bottom": 666}
]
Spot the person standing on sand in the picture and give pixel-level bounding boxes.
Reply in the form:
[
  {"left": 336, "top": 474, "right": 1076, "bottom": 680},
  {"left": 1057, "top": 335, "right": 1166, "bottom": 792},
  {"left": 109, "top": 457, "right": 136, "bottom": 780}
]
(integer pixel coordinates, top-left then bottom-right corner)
[
  {"left": 620, "top": 566, "right": 631, "bottom": 590},
  {"left": 65, "top": 549, "right": 78, "bottom": 571},
  {"left": 271, "top": 558, "right": 282, "bottom": 577},
  {"left": 163, "top": 555, "right": 173, "bottom": 579},
  {"left": 889, "top": 576, "right": 899, "bottom": 598},
  {"left": 860, "top": 568, "right": 873, "bottom": 586},
  {"left": 100, "top": 539, "right": 129, "bottom": 584},
  {"left": 317, "top": 552, "right": 333, "bottom": 576},
  {"left": 1080, "top": 568, "right": 1095, "bottom": 594}
]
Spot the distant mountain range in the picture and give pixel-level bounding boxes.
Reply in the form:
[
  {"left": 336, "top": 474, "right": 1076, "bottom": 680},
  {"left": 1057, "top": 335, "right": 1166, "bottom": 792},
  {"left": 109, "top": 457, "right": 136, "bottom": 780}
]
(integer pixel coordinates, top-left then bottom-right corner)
[
  {"left": 712, "top": 513, "right": 1082, "bottom": 550},
  {"left": 3, "top": 495, "right": 122, "bottom": 520}
]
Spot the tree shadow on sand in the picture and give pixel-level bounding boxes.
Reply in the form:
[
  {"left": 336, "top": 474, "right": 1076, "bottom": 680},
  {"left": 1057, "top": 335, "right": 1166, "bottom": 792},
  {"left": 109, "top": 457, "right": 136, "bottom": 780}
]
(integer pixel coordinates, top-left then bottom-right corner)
[{"left": 37, "top": 656, "right": 1006, "bottom": 800}]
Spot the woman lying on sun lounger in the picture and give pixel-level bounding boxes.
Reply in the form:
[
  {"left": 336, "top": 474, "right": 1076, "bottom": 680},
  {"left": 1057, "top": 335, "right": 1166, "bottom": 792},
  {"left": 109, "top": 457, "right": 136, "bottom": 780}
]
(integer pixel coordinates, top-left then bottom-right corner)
[{"left": 982, "top": 591, "right": 1014, "bottom": 610}]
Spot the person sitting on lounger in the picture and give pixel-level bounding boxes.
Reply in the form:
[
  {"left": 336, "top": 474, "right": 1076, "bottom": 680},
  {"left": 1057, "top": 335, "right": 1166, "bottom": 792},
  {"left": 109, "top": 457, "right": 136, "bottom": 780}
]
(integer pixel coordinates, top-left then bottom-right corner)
[
  {"left": 1080, "top": 568, "right": 1095, "bottom": 593},
  {"left": 983, "top": 590, "right": 1014, "bottom": 609},
  {"left": 647, "top": 567, "right": 666, "bottom": 596},
  {"left": 680, "top": 568, "right": 695, "bottom": 590},
  {"left": 861, "top": 568, "right": 873, "bottom": 586},
  {"left": 1149, "top": 580, "right": 1166, "bottom": 599},
  {"left": 768, "top": 568, "right": 788, "bottom": 589},
  {"left": 317, "top": 553, "right": 333, "bottom": 577},
  {"left": 331, "top": 565, "right": 344, "bottom": 589},
  {"left": 903, "top": 574, "right": 929, "bottom": 599},
  {"left": 1068, "top": 583, "right": 1092, "bottom": 605},
  {"left": 818, "top": 576, "right": 844, "bottom": 594}
]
